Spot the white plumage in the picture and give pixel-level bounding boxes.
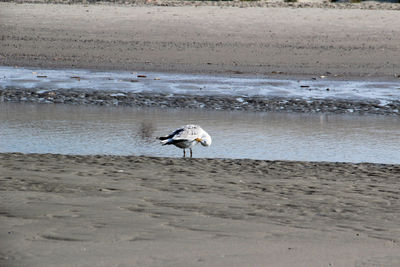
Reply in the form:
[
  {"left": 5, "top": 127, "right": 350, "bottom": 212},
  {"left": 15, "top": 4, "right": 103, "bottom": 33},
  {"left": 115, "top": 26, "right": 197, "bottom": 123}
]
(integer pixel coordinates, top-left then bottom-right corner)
[{"left": 159, "top": 125, "right": 212, "bottom": 158}]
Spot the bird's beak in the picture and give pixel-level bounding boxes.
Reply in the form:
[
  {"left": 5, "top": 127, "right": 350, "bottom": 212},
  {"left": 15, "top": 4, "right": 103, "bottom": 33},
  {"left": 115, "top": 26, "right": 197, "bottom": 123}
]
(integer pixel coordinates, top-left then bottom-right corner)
[{"left": 195, "top": 138, "right": 202, "bottom": 142}]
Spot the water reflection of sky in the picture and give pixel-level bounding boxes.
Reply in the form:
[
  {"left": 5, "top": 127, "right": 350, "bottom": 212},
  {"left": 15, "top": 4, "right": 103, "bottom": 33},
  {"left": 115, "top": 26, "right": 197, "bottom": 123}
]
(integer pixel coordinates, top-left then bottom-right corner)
[
  {"left": 1, "top": 66, "right": 400, "bottom": 105},
  {"left": 1, "top": 103, "right": 399, "bottom": 164}
]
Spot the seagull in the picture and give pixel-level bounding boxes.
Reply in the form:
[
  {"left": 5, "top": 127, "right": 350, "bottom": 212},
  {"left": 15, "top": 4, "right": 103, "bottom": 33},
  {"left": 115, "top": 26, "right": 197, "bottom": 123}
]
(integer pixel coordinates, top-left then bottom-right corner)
[{"left": 159, "top": 125, "right": 212, "bottom": 158}]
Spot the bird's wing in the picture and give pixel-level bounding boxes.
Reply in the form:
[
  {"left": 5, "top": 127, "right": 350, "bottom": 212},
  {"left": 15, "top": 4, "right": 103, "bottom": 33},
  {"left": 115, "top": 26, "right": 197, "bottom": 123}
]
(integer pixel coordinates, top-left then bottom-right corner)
[
  {"left": 173, "top": 125, "right": 203, "bottom": 141},
  {"left": 159, "top": 127, "right": 185, "bottom": 140}
]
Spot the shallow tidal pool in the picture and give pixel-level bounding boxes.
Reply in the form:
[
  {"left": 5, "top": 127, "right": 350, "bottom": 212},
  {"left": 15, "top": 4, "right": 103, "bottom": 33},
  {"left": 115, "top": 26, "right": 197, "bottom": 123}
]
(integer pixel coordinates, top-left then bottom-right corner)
[{"left": 1, "top": 103, "right": 399, "bottom": 164}]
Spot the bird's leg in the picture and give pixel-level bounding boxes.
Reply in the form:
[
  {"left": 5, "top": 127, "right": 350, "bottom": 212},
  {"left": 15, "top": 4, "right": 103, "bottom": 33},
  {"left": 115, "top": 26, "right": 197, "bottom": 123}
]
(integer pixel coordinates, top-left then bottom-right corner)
[
  {"left": 190, "top": 148, "right": 193, "bottom": 158},
  {"left": 183, "top": 149, "right": 186, "bottom": 158}
]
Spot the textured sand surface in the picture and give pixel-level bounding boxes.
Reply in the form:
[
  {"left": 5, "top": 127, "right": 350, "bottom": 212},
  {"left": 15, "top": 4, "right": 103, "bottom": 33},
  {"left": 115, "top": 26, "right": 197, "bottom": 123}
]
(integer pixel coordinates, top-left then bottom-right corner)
[
  {"left": 1, "top": 153, "right": 400, "bottom": 266},
  {"left": 1, "top": 3, "right": 400, "bottom": 79}
]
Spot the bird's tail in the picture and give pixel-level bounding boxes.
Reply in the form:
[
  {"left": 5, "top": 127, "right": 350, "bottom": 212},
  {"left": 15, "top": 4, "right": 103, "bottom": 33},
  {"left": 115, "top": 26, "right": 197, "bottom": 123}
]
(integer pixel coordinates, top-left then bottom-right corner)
[
  {"left": 160, "top": 139, "right": 170, "bottom": 146},
  {"left": 157, "top": 136, "right": 170, "bottom": 145}
]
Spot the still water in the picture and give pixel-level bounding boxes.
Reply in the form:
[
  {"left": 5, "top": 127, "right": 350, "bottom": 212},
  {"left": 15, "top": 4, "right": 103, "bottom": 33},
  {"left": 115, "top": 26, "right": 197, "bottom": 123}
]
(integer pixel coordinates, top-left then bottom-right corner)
[
  {"left": 1, "top": 103, "right": 399, "bottom": 164},
  {"left": 2, "top": 66, "right": 400, "bottom": 104}
]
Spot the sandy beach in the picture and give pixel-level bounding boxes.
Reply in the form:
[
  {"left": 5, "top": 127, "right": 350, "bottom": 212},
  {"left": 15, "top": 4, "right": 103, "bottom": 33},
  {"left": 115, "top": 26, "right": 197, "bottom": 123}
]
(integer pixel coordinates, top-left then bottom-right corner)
[
  {"left": 1, "top": 2, "right": 400, "bottom": 266},
  {"left": 1, "top": 153, "right": 400, "bottom": 266},
  {"left": 1, "top": 2, "right": 400, "bottom": 79}
]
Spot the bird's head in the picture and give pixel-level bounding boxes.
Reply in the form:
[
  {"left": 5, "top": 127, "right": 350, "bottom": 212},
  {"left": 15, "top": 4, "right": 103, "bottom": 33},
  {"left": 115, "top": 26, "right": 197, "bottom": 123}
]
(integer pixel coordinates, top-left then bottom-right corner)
[{"left": 195, "top": 133, "right": 212, "bottom": 147}]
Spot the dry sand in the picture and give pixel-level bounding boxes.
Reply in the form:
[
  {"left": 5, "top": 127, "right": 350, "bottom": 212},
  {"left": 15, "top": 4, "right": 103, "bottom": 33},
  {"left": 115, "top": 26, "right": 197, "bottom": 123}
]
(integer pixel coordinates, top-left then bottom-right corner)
[
  {"left": 1, "top": 3, "right": 400, "bottom": 79},
  {"left": 2, "top": 2, "right": 400, "bottom": 266},
  {"left": 1, "top": 153, "right": 400, "bottom": 267}
]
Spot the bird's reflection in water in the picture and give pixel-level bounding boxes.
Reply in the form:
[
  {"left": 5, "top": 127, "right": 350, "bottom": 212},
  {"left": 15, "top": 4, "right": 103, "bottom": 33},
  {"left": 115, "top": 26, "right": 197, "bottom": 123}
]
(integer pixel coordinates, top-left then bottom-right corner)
[{"left": 137, "top": 121, "right": 155, "bottom": 143}]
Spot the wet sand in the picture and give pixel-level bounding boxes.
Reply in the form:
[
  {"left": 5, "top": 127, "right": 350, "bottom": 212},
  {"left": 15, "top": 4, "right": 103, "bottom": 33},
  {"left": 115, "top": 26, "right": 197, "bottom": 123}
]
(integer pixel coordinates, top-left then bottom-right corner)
[
  {"left": 1, "top": 2, "right": 400, "bottom": 79},
  {"left": 3, "top": 86, "right": 400, "bottom": 115},
  {"left": 1, "top": 153, "right": 400, "bottom": 266}
]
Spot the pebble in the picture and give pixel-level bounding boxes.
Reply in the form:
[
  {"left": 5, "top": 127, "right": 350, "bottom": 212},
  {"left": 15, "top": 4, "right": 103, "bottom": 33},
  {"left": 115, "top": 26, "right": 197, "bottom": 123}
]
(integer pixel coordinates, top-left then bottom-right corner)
[{"left": 0, "top": 87, "right": 399, "bottom": 116}]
